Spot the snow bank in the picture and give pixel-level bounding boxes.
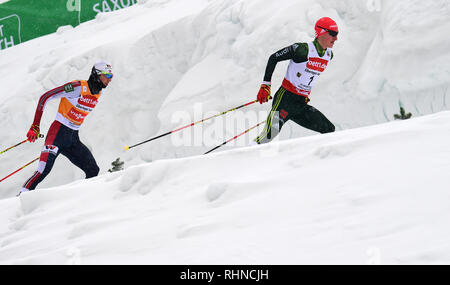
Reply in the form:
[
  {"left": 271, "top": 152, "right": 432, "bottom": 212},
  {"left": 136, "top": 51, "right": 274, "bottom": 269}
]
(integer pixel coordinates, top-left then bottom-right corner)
[
  {"left": 1, "top": 110, "right": 450, "bottom": 264},
  {"left": 0, "top": 1, "right": 449, "bottom": 201}
]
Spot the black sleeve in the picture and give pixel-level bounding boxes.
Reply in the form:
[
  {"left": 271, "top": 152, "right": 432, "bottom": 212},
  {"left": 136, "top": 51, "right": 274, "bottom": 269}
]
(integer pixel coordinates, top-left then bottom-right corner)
[{"left": 263, "top": 43, "right": 309, "bottom": 82}]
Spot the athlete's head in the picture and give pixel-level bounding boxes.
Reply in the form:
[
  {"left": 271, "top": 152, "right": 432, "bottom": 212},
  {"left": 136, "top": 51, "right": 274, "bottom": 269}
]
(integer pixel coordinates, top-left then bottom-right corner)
[
  {"left": 315, "top": 17, "right": 338, "bottom": 49},
  {"left": 92, "top": 61, "right": 113, "bottom": 88}
]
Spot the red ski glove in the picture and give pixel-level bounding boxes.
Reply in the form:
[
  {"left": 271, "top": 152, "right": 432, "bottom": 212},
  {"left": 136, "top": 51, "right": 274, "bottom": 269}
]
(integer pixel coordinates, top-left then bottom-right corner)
[
  {"left": 27, "top": 124, "right": 40, "bottom": 143},
  {"left": 257, "top": 83, "right": 271, "bottom": 104}
]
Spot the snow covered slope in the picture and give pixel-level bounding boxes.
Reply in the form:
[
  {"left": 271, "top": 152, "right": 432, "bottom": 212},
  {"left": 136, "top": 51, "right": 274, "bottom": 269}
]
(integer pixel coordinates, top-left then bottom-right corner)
[
  {"left": 1, "top": 111, "right": 450, "bottom": 265},
  {"left": 1, "top": 0, "right": 449, "bottom": 196},
  {"left": 0, "top": 0, "right": 450, "bottom": 264}
]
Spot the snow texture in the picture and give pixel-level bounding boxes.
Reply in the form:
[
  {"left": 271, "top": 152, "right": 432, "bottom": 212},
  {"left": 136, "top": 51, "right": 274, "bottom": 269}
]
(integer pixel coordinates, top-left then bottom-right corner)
[{"left": 0, "top": 0, "right": 450, "bottom": 264}]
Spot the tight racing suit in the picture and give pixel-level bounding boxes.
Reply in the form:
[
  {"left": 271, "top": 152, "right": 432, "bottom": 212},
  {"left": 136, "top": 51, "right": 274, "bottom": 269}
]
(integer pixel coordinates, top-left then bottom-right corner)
[
  {"left": 21, "top": 78, "right": 103, "bottom": 192},
  {"left": 255, "top": 39, "right": 335, "bottom": 144}
]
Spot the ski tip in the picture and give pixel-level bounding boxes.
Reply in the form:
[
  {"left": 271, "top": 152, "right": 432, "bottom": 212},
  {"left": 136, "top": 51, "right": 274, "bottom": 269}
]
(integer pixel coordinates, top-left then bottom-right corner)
[{"left": 124, "top": 145, "right": 130, "bottom": 151}]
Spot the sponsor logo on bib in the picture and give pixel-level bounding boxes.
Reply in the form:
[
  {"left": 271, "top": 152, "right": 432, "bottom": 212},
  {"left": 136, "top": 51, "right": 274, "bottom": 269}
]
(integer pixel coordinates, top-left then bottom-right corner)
[
  {"left": 67, "top": 108, "right": 85, "bottom": 123},
  {"left": 306, "top": 57, "right": 329, "bottom": 72},
  {"left": 78, "top": 95, "right": 98, "bottom": 108}
]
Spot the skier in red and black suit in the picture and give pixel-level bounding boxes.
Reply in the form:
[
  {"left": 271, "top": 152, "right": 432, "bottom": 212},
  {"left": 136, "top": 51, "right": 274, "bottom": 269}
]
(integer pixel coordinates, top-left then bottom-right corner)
[
  {"left": 18, "top": 61, "right": 113, "bottom": 196},
  {"left": 254, "top": 17, "right": 338, "bottom": 144}
]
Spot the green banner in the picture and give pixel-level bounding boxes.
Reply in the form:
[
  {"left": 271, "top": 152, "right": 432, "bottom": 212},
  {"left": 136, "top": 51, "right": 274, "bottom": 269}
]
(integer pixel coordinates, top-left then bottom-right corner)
[
  {"left": 0, "top": 0, "right": 137, "bottom": 51},
  {"left": 0, "top": 13, "right": 21, "bottom": 49}
]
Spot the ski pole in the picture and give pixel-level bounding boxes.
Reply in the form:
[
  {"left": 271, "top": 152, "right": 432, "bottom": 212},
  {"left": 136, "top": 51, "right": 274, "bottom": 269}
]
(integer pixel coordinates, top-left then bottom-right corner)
[
  {"left": 1, "top": 134, "right": 44, "bottom": 155},
  {"left": 124, "top": 98, "right": 270, "bottom": 151},
  {"left": 0, "top": 157, "right": 40, "bottom": 183},
  {"left": 204, "top": 120, "right": 266, "bottom": 155}
]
